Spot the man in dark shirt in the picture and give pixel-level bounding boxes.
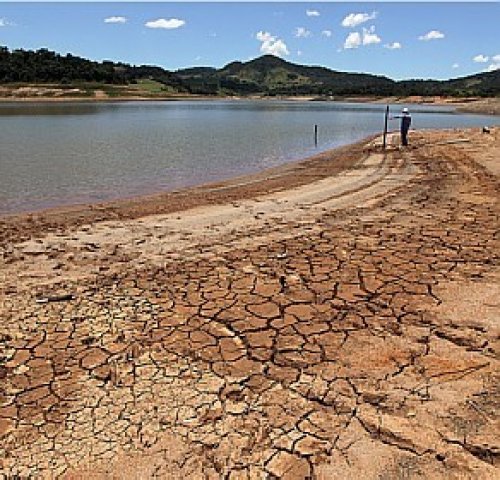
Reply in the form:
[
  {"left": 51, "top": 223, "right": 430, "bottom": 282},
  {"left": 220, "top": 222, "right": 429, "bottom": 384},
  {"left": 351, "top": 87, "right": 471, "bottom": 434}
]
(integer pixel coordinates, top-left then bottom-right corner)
[{"left": 393, "top": 107, "right": 412, "bottom": 146}]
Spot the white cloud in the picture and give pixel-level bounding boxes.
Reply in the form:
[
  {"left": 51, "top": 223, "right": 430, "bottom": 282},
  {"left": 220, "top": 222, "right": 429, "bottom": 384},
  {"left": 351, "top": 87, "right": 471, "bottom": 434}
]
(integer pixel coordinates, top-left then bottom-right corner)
[
  {"left": 263, "top": 39, "right": 289, "bottom": 57},
  {"left": 344, "top": 31, "right": 362, "bottom": 49},
  {"left": 343, "top": 27, "right": 381, "bottom": 49},
  {"left": 341, "top": 12, "right": 377, "bottom": 28},
  {"left": 486, "top": 54, "right": 500, "bottom": 71},
  {"left": 321, "top": 30, "right": 332, "bottom": 38},
  {"left": 418, "top": 30, "right": 445, "bottom": 41},
  {"left": 362, "top": 26, "right": 381, "bottom": 45},
  {"left": 104, "top": 16, "right": 127, "bottom": 24},
  {"left": 384, "top": 42, "right": 402, "bottom": 50},
  {"left": 452, "top": 63, "right": 460, "bottom": 69},
  {"left": 306, "top": 10, "right": 320, "bottom": 17},
  {"left": 0, "top": 18, "right": 14, "bottom": 27},
  {"left": 297, "top": 50, "right": 303, "bottom": 57},
  {"left": 145, "top": 18, "right": 185, "bottom": 30},
  {"left": 295, "top": 27, "right": 311, "bottom": 38},
  {"left": 473, "top": 54, "right": 489, "bottom": 63},
  {"left": 256, "top": 31, "right": 289, "bottom": 57}
]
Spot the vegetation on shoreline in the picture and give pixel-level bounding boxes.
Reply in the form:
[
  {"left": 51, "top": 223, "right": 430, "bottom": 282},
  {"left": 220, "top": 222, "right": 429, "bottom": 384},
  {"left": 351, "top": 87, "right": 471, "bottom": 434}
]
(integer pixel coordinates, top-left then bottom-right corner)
[{"left": 1, "top": 46, "right": 499, "bottom": 98}]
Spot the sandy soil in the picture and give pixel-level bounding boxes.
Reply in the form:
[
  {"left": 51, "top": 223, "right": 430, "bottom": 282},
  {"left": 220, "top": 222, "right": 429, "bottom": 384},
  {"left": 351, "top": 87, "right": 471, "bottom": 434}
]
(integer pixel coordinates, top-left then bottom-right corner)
[{"left": 0, "top": 128, "right": 499, "bottom": 479}]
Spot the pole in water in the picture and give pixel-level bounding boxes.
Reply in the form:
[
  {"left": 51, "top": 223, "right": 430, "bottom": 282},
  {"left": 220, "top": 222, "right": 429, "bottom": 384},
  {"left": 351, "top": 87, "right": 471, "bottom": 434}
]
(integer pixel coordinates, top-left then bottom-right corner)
[
  {"left": 314, "top": 124, "right": 318, "bottom": 147},
  {"left": 382, "top": 105, "right": 389, "bottom": 150}
]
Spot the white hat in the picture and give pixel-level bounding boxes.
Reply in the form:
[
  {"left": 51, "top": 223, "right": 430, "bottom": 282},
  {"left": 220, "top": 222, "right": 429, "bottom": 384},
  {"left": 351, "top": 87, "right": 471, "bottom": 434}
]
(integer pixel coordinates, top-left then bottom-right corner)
[{"left": 402, "top": 107, "right": 409, "bottom": 113}]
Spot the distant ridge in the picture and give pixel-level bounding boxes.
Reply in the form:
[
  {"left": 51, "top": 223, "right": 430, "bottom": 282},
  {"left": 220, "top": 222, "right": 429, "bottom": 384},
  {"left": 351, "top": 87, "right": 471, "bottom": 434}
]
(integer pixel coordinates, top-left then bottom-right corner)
[
  {"left": 177, "top": 55, "right": 395, "bottom": 96},
  {"left": 178, "top": 54, "right": 499, "bottom": 97},
  {"left": 1, "top": 46, "right": 499, "bottom": 97}
]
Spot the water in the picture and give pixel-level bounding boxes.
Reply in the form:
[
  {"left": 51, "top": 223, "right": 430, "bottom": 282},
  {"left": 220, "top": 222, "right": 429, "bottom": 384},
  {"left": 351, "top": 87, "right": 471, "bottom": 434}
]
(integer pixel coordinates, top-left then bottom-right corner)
[{"left": 0, "top": 100, "right": 498, "bottom": 214}]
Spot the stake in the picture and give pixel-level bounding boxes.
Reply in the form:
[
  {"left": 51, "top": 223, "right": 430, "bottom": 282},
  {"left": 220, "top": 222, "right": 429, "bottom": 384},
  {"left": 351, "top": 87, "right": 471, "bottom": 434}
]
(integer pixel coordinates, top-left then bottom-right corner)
[
  {"left": 314, "top": 124, "right": 318, "bottom": 147},
  {"left": 383, "top": 105, "right": 389, "bottom": 150}
]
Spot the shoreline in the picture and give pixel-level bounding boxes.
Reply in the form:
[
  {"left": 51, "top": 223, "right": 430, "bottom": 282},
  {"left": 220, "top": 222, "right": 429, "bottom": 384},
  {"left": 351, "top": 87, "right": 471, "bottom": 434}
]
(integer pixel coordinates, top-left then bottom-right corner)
[
  {"left": 0, "top": 135, "right": 377, "bottom": 243},
  {"left": 1, "top": 93, "right": 499, "bottom": 115},
  {"left": 1, "top": 122, "right": 497, "bottom": 242}
]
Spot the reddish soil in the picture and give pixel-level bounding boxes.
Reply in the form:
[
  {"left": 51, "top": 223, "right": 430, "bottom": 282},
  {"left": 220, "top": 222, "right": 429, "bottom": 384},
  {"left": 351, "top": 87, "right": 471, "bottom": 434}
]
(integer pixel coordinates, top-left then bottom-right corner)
[{"left": 0, "top": 128, "right": 499, "bottom": 479}]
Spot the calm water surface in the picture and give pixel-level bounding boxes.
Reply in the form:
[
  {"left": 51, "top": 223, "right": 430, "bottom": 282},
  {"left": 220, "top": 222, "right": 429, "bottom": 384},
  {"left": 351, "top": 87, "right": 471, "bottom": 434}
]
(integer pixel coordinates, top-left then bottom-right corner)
[{"left": 0, "top": 100, "right": 498, "bottom": 214}]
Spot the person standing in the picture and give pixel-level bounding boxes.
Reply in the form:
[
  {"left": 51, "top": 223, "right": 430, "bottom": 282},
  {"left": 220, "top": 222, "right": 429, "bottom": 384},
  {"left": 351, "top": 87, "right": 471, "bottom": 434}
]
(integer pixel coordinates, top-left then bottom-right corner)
[{"left": 392, "top": 107, "right": 412, "bottom": 146}]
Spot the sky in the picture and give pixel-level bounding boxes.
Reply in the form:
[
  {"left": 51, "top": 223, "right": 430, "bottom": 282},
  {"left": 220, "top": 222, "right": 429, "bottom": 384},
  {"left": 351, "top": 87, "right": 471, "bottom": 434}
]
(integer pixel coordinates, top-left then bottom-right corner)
[{"left": 0, "top": 2, "right": 499, "bottom": 80}]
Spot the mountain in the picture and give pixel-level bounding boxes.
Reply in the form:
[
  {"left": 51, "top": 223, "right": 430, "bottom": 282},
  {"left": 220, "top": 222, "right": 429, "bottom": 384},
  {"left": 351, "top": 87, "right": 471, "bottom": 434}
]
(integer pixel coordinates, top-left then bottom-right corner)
[
  {"left": 178, "top": 55, "right": 396, "bottom": 96},
  {"left": 178, "top": 55, "right": 499, "bottom": 97},
  {"left": 1, "top": 46, "right": 499, "bottom": 98}
]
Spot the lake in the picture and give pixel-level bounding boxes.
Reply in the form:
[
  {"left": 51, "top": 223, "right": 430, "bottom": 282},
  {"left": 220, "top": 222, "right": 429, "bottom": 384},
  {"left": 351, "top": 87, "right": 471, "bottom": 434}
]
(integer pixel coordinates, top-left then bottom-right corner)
[{"left": 0, "top": 100, "right": 498, "bottom": 214}]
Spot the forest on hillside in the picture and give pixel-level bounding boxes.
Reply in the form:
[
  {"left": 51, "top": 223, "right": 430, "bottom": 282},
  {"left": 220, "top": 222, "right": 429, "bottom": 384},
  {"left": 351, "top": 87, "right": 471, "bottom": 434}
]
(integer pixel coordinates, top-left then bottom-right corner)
[{"left": 1, "top": 47, "right": 499, "bottom": 97}]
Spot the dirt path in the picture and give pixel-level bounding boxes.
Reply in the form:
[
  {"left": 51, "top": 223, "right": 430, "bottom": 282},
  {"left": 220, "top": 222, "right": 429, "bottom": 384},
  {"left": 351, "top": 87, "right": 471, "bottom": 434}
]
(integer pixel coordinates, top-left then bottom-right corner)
[{"left": 0, "top": 128, "right": 499, "bottom": 479}]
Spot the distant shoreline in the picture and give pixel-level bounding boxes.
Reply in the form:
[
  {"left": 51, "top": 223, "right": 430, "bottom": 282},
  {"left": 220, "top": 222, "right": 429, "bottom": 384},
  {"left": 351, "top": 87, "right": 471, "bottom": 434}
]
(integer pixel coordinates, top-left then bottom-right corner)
[{"left": 1, "top": 90, "right": 499, "bottom": 115}]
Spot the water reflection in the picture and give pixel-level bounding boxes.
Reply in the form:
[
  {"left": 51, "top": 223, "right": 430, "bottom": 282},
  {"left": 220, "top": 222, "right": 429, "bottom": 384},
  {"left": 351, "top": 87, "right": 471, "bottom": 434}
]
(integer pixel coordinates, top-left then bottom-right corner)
[{"left": 0, "top": 102, "right": 114, "bottom": 116}]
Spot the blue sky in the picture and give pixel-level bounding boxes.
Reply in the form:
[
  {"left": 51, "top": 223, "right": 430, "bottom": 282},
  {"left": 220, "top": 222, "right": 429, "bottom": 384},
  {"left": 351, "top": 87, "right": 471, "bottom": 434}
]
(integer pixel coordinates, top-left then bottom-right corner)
[{"left": 0, "top": 2, "right": 499, "bottom": 80}]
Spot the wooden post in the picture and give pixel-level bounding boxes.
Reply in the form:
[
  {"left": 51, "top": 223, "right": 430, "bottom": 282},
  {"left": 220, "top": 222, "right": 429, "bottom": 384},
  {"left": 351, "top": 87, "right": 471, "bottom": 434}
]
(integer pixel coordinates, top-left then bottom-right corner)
[
  {"left": 382, "top": 105, "right": 389, "bottom": 150},
  {"left": 314, "top": 124, "right": 318, "bottom": 147}
]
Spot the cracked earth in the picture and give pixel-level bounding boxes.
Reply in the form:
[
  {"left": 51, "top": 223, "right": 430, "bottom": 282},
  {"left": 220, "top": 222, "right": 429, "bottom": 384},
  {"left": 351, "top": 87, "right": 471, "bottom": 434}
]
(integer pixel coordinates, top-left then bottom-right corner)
[{"left": 1, "top": 128, "right": 499, "bottom": 479}]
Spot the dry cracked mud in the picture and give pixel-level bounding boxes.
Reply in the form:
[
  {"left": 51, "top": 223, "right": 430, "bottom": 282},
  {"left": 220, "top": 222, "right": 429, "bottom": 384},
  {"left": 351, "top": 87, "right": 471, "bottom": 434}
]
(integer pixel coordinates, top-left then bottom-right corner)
[{"left": 0, "top": 128, "right": 499, "bottom": 479}]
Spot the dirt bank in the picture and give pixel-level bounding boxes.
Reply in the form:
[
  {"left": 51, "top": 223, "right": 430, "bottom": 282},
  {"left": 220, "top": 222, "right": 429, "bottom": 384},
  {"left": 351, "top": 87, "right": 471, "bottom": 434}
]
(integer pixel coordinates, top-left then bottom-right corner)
[{"left": 0, "top": 128, "right": 499, "bottom": 479}]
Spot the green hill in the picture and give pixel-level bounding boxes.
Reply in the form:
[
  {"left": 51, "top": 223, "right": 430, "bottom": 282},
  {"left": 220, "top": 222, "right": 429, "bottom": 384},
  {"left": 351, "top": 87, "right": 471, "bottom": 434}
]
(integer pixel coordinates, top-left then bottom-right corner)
[
  {"left": 178, "top": 55, "right": 499, "bottom": 97},
  {"left": 398, "top": 70, "right": 500, "bottom": 97},
  {"left": 177, "top": 55, "right": 396, "bottom": 96},
  {"left": 0, "top": 46, "right": 186, "bottom": 93},
  {"left": 1, "top": 46, "right": 498, "bottom": 98}
]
